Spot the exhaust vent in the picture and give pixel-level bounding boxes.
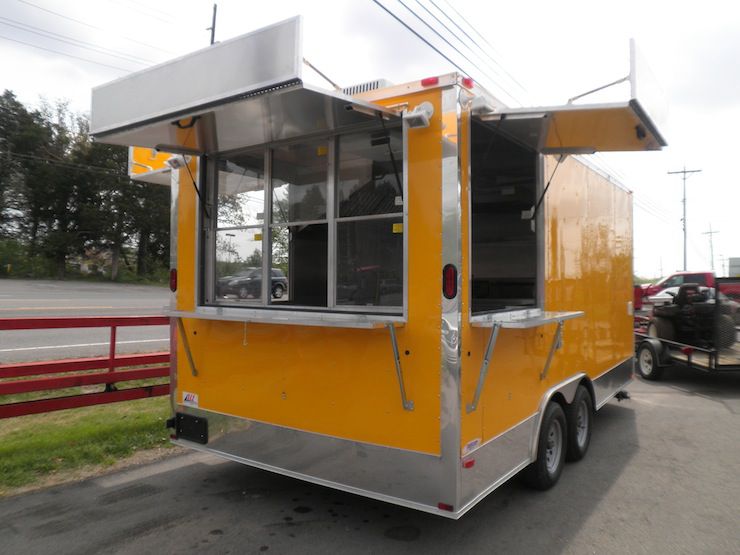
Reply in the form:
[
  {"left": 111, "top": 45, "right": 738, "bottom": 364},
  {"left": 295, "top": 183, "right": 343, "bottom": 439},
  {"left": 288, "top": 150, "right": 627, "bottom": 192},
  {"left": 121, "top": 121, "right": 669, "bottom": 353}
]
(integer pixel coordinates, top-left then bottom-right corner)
[{"left": 342, "top": 79, "right": 393, "bottom": 96}]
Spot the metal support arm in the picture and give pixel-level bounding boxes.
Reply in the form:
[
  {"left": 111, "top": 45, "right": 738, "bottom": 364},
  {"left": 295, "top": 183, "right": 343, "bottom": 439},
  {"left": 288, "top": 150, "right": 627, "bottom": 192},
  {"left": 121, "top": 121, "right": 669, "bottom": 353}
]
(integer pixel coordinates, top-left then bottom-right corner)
[
  {"left": 466, "top": 323, "right": 501, "bottom": 413},
  {"left": 540, "top": 320, "right": 564, "bottom": 381},
  {"left": 387, "top": 324, "right": 414, "bottom": 411},
  {"left": 176, "top": 317, "right": 199, "bottom": 377}
]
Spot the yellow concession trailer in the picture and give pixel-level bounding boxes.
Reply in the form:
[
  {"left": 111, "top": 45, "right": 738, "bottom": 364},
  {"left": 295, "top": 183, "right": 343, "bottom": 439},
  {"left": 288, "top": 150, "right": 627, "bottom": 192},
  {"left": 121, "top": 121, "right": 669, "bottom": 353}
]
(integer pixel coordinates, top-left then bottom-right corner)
[{"left": 90, "top": 18, "right": 665, "bottom": 518}]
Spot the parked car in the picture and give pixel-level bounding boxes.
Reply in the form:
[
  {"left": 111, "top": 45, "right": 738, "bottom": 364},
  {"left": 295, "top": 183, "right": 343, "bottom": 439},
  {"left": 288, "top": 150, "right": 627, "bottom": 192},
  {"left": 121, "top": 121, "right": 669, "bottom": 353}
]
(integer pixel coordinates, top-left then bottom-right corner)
[
  {"left": 642, "top": 271, "right": 740, "bottom": 300},
  {"left": 217, "top": 268, "right": 288, "bottom": 299}
]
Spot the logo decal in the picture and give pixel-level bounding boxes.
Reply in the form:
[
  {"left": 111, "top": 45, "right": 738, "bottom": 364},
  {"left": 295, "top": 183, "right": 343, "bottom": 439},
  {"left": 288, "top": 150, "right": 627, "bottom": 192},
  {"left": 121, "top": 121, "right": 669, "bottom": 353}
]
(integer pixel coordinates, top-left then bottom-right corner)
[
  {"left": 182, "top": 391, "right": 199, "bottom": 407},
  {"left": 462, "top": 438, "right": 481, "bottom": 456}
]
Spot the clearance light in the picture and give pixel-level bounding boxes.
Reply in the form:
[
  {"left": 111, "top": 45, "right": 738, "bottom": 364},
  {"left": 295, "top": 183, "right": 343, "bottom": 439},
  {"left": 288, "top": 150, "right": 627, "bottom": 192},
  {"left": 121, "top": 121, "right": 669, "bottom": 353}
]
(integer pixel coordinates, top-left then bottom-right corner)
[
  {"left": 169, "top": 268, "right": 178, "bottom": 292},
  {"left": 681, "top": 347, "right": 694, "bottom": 356},
  {"left": 462, "top": 459, "right": 475, "bottom": 469},
  {"left": 462, "top": 77, "right": 474, "bottom": 89},
  {"left": 437, "top": 502, "right": 454, "bottom": 512},
  {"left": 443, "top": 264, "right": 458, "bottom": 299},
  {"left": 421, "top": 76, "right": 439, "bottom": 87}
]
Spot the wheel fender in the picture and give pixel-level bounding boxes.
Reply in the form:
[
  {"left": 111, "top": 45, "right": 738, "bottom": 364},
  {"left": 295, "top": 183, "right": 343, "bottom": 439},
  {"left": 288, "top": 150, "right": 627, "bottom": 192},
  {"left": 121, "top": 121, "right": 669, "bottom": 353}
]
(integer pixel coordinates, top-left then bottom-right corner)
[{"left": 530, "top": 373, "right": 587, "bottom": 460}]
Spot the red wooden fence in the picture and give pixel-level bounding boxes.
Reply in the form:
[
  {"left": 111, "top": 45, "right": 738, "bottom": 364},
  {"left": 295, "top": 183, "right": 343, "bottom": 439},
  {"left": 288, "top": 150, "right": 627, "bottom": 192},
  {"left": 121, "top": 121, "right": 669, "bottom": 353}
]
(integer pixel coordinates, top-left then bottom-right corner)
[{"left": 0, "top": 316, "right": 170, "bottom": 418}]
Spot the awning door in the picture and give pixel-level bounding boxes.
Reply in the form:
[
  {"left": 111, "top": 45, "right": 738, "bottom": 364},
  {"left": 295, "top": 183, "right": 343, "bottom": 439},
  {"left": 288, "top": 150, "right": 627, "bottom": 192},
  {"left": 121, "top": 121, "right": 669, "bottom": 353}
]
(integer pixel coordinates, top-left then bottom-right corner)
[
  {"left": 475, "top": 99, "right": 666, "bottom": 154},
  {"left": 91, "top": 16, "right": 399, "bottom": 157}
]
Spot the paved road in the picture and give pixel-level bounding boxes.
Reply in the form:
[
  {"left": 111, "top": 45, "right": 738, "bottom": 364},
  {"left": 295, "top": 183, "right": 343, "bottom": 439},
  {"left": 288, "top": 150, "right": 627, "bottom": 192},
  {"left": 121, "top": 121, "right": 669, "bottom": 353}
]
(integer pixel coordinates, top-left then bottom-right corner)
[
  {"left": 0, "top": 279, "right": 170, "bottom": 363},
  {"left": 2, "top": 366, "right": 738, "bottom": 554}
]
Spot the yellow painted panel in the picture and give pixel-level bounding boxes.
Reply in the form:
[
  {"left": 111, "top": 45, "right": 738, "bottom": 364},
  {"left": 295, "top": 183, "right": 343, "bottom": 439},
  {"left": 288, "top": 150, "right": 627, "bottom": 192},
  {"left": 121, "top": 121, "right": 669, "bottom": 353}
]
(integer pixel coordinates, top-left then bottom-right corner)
[
  {"left": 544, "top": 156, "right": 633, "bottom": 374},
  {"left": 176, "top": 89, "right": 445, "bottom": 454},
  {"left": 129, "top": 146, "right": 172, "bottom": 178},
  {"left": 545, "top": 107, "right": 662, "bottom": 151},
  {"left": 175, "top": 124, "right": 199, "bottom": 313},
  {"left": 460, "top": 154, "right": 633, "bottom": 450}
]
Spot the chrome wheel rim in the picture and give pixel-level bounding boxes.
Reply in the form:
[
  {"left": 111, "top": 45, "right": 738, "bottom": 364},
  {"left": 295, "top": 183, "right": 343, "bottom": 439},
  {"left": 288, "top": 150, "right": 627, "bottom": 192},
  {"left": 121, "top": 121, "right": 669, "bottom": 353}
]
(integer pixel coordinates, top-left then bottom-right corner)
[
  {"left": 575, "top": 400, "right": 589, "bottom": 448},
  {"left": 545, "top": 418, "right": 563, "bottom": 474},
  {"left": 639, "top": 348, "right": 653, "bottom": 375}
]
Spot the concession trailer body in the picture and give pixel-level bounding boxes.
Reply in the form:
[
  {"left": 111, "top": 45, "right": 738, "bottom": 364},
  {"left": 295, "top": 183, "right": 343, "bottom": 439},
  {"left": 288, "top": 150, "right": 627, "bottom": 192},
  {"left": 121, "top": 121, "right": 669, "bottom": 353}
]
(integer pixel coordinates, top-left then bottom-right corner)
[{"left": 91, "top": 17, "right": 665, "bottom": 518}]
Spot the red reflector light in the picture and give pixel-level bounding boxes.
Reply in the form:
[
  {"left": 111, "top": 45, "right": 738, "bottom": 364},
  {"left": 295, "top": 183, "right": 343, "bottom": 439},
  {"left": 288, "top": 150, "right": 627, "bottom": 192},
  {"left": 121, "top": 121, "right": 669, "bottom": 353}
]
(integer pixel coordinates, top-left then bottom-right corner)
[
  {"left": 462, "top": 77, "right": 474, "bottom": 89},
  {"left": 681, "top": 347, "right": 694, "bottom": 355},
  {"left": 463, "top": 459, "right": 475, "bottom": 469},
  {"left": 437, "top": 502, "right": 454, "bottom": 512},
  {"left": 169, "top": 268, "right": 177, "bottom": 292},
  {"left": 421, "top": 76, "right": 439, "bottom": 87},
  {"left": 443, "top": 264, "right": 457, "bottom": 299}
]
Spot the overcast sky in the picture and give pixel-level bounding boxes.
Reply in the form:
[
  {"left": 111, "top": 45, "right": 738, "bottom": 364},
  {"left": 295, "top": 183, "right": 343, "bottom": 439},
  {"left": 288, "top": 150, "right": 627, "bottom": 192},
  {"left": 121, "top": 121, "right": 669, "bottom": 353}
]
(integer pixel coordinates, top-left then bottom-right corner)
[{"left": 1, "top": 0, "right": 738, "bottom": 278}]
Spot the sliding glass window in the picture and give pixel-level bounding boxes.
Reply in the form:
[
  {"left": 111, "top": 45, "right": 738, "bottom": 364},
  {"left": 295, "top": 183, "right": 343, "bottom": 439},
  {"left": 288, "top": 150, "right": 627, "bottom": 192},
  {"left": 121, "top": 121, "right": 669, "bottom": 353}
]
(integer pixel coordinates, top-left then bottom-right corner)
[
  {"left": 213, "top": 151, "right": 265, "bottom": 303},
  {"left": 207, "top": 125, "right": 404, "bottom": 314}
]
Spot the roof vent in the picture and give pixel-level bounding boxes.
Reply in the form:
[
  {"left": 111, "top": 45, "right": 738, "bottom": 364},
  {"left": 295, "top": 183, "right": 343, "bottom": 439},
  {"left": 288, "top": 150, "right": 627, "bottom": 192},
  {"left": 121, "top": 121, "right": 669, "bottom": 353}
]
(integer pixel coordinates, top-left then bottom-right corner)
[{"left": 342, "top": 79, "right": 394, "bottom": 96}]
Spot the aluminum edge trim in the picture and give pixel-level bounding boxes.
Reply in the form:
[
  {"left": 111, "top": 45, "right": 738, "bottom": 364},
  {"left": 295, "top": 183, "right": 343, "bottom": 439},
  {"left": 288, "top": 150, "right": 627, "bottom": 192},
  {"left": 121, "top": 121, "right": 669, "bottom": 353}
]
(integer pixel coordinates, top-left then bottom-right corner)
[
  {"left": 439, "top": 85, "right": 462, "bottom": 508},
  {"left": 593, "top": 357, "right": 634, "bottom": 410},
  {"left": 169, "top": 169, "right": 179, "bottom": 414},
  {"left": 403, "top": 108, "right": 409, "bottom": 321},
  {"left": 171, "top": 440, "right": 456, "bottom": 519},
  {"left": 462, "top": 413, "right": 537, "bottom": 458},
  {"left": 169, "top": 169, "right": 179, "bottom": 310}
]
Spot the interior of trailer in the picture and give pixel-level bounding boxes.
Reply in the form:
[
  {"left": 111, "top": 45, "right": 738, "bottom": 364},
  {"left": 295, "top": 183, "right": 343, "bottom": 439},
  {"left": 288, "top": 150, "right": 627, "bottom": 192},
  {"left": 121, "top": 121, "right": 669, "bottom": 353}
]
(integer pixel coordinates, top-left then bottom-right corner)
[{"left": 470, "top": 119, "right": 538, "bottom": 314}]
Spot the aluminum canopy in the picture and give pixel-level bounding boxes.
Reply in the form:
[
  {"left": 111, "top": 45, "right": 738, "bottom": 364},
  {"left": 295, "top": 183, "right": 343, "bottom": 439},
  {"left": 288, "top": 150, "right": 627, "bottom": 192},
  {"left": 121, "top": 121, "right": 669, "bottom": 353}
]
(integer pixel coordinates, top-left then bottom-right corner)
[
  {"left": 474, "top": 99, "right": 666, "bottom": 154},
  {"left": 91, "top": 16, "right": 399, "bottom": 157},
  {"left": 94, "top": 82, "right": 400, "bottom": 156}
]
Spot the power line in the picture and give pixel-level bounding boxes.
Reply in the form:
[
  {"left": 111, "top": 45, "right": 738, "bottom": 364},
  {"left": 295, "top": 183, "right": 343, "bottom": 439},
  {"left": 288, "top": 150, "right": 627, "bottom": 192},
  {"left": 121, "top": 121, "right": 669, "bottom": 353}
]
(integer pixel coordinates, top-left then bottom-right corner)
[
  {"left": 9, "top": 150, "right": 129, "bottom": 178},
  {"left": 395, "top": 0, "right": 486, "bottom": 77},
  {"left": 0, "top": 15, "right": 155, "bottom": 65},
  {"left": 0, "top": 32, "right": 132, "bottom": 71},
  {"left": 428, "top": 0, "right": 527, "bottom": 96},
  {"left": 412, "top": 0, "right": 522, "bottom": 104},
  {"left": 437, "top": 0, "right": 526, "bottom": 92},
  {"left": 376, "top": 0, "right": 519, "bottom": 103},
  {"left": 17, "top": 0, "right": 177, "bottom": 55},
  {"left": 370, "top": 0, "right": 469, "bottom": 77}
]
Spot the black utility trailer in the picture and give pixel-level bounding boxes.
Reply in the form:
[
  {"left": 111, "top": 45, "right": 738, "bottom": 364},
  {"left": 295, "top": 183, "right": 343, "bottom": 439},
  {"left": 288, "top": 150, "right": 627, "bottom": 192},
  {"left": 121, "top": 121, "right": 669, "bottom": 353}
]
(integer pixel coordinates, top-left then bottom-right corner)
[{"left": 635, "top": 278, "right": 740, "bottom": 379}]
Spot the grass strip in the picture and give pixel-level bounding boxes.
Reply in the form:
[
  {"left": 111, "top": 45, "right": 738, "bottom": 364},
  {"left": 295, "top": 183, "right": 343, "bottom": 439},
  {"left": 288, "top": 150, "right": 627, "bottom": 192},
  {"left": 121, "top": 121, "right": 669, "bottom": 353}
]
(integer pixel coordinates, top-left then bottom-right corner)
[{"left": 0, "top": 395, "right": 172, "bottom": 493}]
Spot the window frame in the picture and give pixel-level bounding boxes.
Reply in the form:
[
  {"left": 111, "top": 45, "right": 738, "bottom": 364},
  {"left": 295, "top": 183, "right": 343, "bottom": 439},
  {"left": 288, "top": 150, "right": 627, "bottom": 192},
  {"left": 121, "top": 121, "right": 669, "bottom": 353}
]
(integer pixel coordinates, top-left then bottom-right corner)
[
  {"left": 199, "top": 122, "right": 408, "bottom": 320},
  {"left": 467, "top": 116, "right": 546, "bottom": 323}
]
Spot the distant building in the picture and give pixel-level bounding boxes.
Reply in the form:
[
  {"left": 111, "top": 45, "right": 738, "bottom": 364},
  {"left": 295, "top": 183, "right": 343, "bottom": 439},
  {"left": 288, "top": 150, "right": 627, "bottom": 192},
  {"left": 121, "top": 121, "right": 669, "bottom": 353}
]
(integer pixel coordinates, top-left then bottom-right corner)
[{"left": 729, "top": 257, "right": 740, "bottom": 277}]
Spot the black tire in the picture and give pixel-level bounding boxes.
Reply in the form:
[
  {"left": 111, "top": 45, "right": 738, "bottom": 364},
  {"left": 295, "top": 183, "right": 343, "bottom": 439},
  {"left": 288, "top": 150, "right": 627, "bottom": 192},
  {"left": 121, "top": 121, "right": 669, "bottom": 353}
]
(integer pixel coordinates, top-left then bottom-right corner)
[
  {"left": 647, "top": 317, "right": 675, "bottom": 341},
  {"left": 238, "top": 286, "right": 249, "bottom": 299},
  {"left": 272, "top": 284, "right": 285, "bottom": 299},
  {"left": 715, "top": 314, "right": 736, "bottom": 349},
  {"left": 521, "top": 402, "right": 567, "bottom": 490},
  {"left": 636, "top": 341, "right": 663, "bottom": 380},
  {"left": 565, "top": 385, "right": 593, "bottom": 462}
]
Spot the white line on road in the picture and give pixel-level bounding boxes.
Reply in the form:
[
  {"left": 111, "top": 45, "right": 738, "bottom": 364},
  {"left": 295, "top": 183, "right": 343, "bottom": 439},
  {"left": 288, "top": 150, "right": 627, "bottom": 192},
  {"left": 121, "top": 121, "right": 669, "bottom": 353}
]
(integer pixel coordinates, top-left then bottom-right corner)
[{"left": 0, "top": 338, "right": 169, "bottom": 353}]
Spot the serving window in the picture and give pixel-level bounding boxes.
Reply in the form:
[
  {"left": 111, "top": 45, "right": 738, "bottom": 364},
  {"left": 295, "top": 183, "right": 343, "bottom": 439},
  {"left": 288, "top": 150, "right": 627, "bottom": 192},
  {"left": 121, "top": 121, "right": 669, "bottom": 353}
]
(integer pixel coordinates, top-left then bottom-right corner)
[
  {"left": 203, "top": 126, "right": 405, "bottom": 314},
  {"left": 470, "top": 119, "right": 541, "bottom": 315}
]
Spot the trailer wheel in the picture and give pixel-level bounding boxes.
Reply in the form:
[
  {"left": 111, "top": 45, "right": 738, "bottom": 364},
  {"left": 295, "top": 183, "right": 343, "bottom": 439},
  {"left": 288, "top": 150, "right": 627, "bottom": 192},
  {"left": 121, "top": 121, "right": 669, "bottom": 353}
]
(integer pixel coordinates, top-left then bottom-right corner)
[
  {"left": 647, "top": 317, "right": 675, "bottom": 341},
  {"left": 521, "top": 402, "right": 567, "bottom": 490},
  {"left": 637, "top": 341, "right": 663, "bottom": 380},
  {"left": 565, "top": 385, "right": 592, "bottom": 462}
]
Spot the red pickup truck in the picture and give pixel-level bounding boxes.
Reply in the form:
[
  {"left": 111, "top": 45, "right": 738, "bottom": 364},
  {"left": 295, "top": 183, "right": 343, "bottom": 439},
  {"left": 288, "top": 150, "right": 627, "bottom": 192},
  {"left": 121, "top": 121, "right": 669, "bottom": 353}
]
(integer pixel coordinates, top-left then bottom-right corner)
[{"left": 642, "top": 271, "right": 740, "bottom": 300}]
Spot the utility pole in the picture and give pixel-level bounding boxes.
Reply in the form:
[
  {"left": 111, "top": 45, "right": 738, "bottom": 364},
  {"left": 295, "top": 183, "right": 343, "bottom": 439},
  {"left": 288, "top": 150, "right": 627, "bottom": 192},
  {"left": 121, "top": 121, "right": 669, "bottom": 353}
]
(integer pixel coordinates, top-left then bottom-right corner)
[
  {"left": 668, "top": 166, "right": 702, "bottom": 270},
  {"left": 207, "top": 3, "right": 218, "bottom": 45},
  {"left": 702, "top": 224, "right": 718, "bottom": 271}
]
